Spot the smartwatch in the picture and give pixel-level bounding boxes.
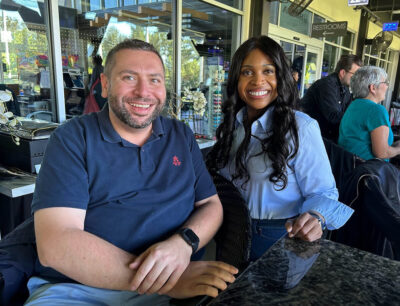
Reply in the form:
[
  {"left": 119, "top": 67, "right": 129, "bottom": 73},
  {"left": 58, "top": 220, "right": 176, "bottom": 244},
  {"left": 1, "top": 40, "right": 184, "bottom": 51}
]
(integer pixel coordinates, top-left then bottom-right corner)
[{"left": 177, "top": 228, "right": 199, "bottom": 254}]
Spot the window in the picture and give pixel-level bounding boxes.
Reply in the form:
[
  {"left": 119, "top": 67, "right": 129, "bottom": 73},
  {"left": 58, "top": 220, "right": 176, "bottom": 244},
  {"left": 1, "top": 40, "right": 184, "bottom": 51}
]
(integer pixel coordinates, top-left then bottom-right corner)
[
  {"left": 0, "top": 1, "right": 55, "bottom": 121},
  {"left": 181, "top": 0, "right": 241, "bottom": 138},
  {"left": 279, "top": 2, "right": 312, "bottom": 36},
  {"left": 58, "top": 0, "right": 174, "bottom": 119},
  {"left": 322, "top": 44, "right": 339, "bottom": 77},
  {"left": 269, "top": 1, "right": 279, "bottom": 25}
]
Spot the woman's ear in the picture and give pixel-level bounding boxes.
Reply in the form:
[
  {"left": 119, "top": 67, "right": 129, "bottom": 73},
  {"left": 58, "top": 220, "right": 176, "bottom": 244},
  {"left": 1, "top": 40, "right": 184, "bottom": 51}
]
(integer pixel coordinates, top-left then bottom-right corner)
[{"left": 368, "top": 83, "right": 376, "bottom": 95}]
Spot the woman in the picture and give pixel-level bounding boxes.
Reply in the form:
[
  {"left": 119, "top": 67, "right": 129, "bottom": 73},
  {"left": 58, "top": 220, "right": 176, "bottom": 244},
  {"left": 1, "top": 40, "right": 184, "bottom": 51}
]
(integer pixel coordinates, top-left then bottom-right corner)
[
  {"left": 206, "top": 36, "right": 353, "bottom": 261},
  {"left": 338, "top": 66, "right": 400, "bottom": 161}
]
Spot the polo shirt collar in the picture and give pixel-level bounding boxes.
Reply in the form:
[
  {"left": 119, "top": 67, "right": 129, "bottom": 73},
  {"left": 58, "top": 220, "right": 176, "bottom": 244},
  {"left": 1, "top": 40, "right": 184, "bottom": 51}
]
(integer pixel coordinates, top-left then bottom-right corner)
[
  {"left": 236, "top": 106, "right": 274, "bottom": 132},
  {"left": 97, "top": 106, "right": 165, "bottom": 144}
]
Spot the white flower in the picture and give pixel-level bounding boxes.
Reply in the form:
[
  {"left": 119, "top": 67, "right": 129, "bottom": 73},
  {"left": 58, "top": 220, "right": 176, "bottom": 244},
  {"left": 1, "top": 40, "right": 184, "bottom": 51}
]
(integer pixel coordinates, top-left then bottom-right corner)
[
  {"left": 183, "top": 87, "right": 207, "bottom": 116},
  {"left": 0, "top": 92, "right": 20, "bottom": 145}
]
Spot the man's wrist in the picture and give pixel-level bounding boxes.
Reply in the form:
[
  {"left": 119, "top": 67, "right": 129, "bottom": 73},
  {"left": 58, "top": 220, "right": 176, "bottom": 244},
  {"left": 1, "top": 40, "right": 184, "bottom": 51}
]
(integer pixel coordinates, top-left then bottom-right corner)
[{"left": 177, "top": 228, "right": 199, "bottom": 254}]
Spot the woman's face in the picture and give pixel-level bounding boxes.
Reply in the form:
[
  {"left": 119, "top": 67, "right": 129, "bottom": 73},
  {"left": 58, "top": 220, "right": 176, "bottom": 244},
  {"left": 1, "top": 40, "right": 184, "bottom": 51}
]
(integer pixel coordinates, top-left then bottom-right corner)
[{"left": 238, "top": 48, "right": 278, "bottom": 121}]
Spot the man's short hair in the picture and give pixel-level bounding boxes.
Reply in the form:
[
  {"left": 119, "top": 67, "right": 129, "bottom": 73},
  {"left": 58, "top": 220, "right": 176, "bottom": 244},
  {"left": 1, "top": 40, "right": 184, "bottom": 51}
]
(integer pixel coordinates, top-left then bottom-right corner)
[
  {"left": 350, "top": 65, "right": 387, "bottom": 99},
  {"left": 334, "top": 54, "right": 363, "bottom": 73},
  {"left": 104, "top": 39, "right": 164, "bottom": 77}
]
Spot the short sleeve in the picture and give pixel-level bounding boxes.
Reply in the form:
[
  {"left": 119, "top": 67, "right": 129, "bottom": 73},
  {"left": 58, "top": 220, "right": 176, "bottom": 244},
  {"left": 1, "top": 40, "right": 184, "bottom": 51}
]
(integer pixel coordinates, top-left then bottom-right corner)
[
  {"left": 31, "top": 123, "right": 89, "bottom": 214},
  {"left": 366, "top": 104, "right": 390, "bottom": 132},
  {"left": 185, "top": 125, "right": 217, "bottom": 202}
]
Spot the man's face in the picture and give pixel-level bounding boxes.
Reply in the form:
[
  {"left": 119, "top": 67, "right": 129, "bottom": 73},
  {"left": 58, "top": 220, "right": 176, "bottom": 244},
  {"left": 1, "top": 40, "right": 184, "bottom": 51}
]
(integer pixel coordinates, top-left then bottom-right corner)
[
  {"left": 340, "top": 63, "right": 360, "bottom": 87},
  {"left": 100, "top": 49, "right": 166, "bottom": 129}
]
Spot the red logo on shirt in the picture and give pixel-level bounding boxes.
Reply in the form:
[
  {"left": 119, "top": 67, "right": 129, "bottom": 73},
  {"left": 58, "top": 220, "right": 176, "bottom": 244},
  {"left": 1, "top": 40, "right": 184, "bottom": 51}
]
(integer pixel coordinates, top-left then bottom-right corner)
[{"left": 173, "top": 155, "right": 181, "bottom": 166}]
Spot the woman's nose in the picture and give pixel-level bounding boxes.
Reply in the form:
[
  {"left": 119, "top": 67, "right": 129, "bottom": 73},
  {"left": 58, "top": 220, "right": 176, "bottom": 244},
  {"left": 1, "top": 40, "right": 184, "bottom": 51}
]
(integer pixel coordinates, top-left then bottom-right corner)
[{"left": 252, "top": 73, "right": 266, "bottom": 85}]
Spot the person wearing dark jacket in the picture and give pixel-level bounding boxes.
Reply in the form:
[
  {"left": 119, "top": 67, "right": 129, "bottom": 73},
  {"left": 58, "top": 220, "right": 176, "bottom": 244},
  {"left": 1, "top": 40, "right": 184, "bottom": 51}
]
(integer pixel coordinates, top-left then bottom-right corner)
[{"left": 300, "top": 55, "right": 362, "bottom": 142}]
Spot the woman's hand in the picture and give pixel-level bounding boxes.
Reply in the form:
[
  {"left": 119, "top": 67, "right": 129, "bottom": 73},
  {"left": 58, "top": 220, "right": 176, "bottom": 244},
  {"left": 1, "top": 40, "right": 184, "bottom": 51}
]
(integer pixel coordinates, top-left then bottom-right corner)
[
  {"left": 166, "top": 261, "right": 238, "bottom": 299},
  {"left": 285, "top": 212, "right": 323, "bottom": 242}
]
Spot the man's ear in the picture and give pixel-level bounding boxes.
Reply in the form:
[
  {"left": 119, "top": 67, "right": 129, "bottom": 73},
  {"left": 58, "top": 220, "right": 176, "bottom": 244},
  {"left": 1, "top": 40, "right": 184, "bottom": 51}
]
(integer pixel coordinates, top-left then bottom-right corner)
[
  {"left": 100, "top": 73, "right": 108, "bottom": 98},
  {"left": 338, "top": 69, "right": 346, "bottom": 80}
]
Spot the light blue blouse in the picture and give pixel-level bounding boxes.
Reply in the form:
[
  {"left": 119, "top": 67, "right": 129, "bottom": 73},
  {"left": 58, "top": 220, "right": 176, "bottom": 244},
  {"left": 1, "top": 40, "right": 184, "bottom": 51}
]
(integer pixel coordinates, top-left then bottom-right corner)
[{"left": 219, "top": 107, "right": 353, "bottom": 230}]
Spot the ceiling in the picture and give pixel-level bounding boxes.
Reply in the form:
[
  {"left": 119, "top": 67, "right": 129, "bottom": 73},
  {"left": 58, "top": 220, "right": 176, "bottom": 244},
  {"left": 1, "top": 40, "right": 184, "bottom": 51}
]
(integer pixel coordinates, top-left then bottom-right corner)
[{"left": 357, "top": 0, "right": 400, "bottom": 35}]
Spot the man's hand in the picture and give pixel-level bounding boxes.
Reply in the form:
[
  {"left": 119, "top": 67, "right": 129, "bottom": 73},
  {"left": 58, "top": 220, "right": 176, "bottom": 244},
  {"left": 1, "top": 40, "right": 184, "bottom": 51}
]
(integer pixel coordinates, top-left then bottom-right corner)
[
  {"left": 167, "top": 261, "right": 238, "bottom": 299},
  {"left": 128, "top": 233, "right": 192, "bottom": 294},
  {"left": 285, "top": 212, "right": 323, "bottom": 242}
]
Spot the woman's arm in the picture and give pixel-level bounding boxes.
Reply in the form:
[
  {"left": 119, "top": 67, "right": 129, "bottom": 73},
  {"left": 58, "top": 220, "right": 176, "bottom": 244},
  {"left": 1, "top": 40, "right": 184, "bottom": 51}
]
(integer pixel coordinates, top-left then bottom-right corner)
[{"left": 370, "top": 125, "right": 400, "bottom": 159}]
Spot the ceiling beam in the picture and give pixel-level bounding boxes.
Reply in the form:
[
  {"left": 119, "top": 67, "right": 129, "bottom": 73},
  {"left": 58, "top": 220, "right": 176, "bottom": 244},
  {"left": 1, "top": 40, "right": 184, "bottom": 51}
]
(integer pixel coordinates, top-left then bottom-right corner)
[{"left": 162, "top": 3, "right": 208, "bottom": 21}]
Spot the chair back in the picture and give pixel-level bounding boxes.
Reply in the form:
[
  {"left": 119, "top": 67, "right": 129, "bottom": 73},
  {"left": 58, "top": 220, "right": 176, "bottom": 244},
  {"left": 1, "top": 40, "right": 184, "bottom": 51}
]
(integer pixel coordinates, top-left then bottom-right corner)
[{"left": 211, "top": 172, "right": 252, "bottom": 272}]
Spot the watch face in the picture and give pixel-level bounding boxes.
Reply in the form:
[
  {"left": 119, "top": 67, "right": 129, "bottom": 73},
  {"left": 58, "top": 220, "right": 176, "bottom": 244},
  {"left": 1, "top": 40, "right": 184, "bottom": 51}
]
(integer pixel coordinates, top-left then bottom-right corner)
[{"left": 180, "top": 228, "right": 199, "bottom": 253}]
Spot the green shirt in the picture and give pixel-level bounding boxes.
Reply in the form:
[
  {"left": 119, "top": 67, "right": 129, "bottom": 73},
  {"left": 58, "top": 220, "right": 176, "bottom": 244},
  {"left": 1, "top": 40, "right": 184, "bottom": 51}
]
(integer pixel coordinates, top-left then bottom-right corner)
[{"left": 338, "top": 98, "right": 393, "bottom": 161}]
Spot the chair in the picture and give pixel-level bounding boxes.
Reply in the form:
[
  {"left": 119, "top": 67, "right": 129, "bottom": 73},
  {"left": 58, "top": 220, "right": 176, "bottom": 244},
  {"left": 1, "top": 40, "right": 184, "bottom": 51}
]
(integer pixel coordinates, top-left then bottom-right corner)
[
  {"left": 323, "top": 139, "right": 400, "bottom": 260},
  {"left": 0, "top": 217, "right": 36, "bottom": 306},
  {"left": 211, "top": 172, "right": 252, "bottom": 272}
]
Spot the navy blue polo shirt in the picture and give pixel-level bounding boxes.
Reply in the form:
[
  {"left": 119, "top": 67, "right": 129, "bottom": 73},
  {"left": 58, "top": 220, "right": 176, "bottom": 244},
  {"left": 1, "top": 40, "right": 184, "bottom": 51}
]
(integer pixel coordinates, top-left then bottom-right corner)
[{"left": 32, "top": 107, "right": 216, "bottom": 258}]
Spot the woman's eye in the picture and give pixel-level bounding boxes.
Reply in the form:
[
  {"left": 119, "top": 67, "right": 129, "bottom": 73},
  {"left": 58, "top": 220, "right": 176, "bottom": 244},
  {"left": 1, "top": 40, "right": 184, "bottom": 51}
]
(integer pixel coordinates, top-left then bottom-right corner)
[
  {"left": 265, "top": 69, "right": 275, "bottom": 75},
  {"left": 241, "top": 70, "right": 252, "bottom": 76}
]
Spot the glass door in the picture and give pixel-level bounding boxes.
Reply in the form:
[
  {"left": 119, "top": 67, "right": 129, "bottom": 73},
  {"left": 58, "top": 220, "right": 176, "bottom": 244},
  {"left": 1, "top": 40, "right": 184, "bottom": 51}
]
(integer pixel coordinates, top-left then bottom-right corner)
[
  {"left": 302, "top": 46, "right": 321, "bottom": 97},
  {"left": 280, "top": 40, "right": 305, "bottom": 95}
]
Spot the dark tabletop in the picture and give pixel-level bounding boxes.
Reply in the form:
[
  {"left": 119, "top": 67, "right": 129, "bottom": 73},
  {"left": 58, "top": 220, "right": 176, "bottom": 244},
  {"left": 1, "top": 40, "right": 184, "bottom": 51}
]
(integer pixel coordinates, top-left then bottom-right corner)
[{"left": 209, "top": 236, "right": 400, "bottom": 305}]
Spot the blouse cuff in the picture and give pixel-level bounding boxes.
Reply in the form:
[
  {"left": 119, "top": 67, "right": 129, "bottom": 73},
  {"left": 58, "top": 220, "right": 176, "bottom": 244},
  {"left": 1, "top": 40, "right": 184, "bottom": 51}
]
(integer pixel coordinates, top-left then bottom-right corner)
[{"left": 301, "top": 197, "right": 354, "bottom": 230}]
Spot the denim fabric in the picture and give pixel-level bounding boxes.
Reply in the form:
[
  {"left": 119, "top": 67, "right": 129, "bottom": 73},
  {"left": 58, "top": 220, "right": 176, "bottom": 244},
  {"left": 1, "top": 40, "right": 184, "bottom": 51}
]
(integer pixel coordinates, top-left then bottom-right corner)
[
  {"left": 25, "top": 276, "right": 171, "bottom": 306},
  {"left": 249, "top": 218, "right": 288, "bottom": 262}
]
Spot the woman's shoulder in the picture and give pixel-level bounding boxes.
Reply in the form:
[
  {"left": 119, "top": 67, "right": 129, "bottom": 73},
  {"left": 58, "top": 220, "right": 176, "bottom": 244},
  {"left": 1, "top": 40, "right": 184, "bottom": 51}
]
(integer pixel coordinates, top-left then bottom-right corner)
[{"left": 293, "top": 110, "right": 317, "bottom": 129}]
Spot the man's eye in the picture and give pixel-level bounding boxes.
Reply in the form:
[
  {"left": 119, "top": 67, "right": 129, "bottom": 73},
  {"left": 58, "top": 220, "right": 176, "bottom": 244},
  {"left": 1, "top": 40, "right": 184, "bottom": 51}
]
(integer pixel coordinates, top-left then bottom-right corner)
[
  {"left": 123, "top": 75, "right": 135, "bottom": 81},
  {"left": 151, "top": 78, "right": 161, "bottom": 84}
]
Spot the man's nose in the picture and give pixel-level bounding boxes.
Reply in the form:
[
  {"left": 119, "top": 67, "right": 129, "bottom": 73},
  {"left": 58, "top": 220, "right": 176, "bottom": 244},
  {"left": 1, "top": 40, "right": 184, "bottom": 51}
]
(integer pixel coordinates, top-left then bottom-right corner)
[{"left": 133, "top": 79, "right": 150, "bottom": 97}]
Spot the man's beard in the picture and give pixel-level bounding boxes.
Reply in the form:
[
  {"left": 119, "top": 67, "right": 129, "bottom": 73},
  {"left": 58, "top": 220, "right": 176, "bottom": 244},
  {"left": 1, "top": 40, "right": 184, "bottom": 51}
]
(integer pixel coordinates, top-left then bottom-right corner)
[{"left": 108, "top": 95, "right": 164, "bottom": 129}]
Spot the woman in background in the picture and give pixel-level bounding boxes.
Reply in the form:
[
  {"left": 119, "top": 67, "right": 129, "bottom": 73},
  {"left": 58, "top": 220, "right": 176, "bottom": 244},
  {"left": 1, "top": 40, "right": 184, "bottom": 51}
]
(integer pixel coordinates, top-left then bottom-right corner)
[
  {"left": 338, "top": 66, "right": 400, "bottom": 161},
  {"left": 207, "top": 36, "right": 353, "bottom": 261}
]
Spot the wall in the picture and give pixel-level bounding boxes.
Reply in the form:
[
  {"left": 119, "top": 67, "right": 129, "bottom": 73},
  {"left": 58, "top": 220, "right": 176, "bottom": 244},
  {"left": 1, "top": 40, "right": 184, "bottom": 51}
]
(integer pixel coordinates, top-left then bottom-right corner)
[{"left": 308, "top": 0, "right": 361, "bottom": 32}]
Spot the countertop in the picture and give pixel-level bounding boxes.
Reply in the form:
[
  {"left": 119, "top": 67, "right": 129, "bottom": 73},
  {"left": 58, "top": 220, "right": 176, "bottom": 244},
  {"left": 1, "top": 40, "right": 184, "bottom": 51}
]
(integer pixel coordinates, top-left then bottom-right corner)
[
  {"left": 209, "top": 236, "right": 400, "bottom": 305},
  {"left": 0, "top": 174, "right": 36, "bottom": 198}
]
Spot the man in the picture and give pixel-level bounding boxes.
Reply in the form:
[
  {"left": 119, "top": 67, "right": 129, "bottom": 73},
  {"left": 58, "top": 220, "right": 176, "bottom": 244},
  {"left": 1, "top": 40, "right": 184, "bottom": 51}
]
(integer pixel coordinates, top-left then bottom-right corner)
[
  {"left": 26, "top": 39, "right": 237, "bottom": 304},
  {"left": 300, "top": 54, "right": 363, "bottom": 142}
]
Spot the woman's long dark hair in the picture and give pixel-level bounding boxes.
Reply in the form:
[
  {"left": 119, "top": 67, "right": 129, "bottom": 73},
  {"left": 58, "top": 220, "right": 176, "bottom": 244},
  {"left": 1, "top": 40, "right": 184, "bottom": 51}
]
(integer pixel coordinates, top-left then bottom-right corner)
[{"left": 206, "top": 36, "right": 299, "bottom": 190}]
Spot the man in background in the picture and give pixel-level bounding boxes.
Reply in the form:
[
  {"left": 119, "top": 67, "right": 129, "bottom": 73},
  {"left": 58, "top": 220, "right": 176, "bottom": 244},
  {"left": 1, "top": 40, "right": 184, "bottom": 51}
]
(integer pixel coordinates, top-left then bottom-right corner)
[{"left": 300, "top": 54, "right": 363, "bottom": 142}]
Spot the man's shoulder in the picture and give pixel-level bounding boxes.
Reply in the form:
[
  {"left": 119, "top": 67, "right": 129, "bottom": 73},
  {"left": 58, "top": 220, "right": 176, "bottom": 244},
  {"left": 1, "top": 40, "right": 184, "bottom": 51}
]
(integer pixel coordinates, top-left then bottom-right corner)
[{"left": 51, "top": 113, "right": 99, "bottom": 143}]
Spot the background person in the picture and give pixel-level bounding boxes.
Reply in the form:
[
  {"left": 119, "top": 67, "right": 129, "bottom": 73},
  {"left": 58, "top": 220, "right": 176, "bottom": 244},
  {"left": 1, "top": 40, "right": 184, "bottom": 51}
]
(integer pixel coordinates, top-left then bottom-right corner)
[
  {"left": 338, "top": 66, "right": 400, "bottom": 161},
  {"left": 206, "top": 36, "right": 353, "bottom": 262},
  {"left": 26, "top": 39, "right": 237, "bottom": 305},
  {"left": 300, "top": 54, "right": 363, "bottom": 142}
]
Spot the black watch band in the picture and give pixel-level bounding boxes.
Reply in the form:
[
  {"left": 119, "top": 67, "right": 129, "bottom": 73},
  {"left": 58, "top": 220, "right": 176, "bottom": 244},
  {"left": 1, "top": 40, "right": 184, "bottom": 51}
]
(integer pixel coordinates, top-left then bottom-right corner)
[{"left": 177, "top": 228, "right": 199, "bottom": 254}]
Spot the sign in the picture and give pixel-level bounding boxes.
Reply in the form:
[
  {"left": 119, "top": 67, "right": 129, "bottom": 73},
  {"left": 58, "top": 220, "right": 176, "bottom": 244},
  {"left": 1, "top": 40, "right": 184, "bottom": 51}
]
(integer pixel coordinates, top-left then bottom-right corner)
[
  {"left": 311, "top": 22, "right": 348, "bottom": 39},
  {"left": 348, "top": 0, "right": 369, "bottom": 6},
  {"left": 383, "top": 22, "right": 399, "bottom": 32}
]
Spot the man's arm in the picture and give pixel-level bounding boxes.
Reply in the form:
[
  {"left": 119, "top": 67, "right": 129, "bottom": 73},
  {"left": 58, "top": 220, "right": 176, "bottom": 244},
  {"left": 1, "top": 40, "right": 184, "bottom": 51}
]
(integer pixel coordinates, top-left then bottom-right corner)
[
  {"left": 371, "top": 125, "right": 400, "bottom": 159},
  {"left": 35, "top": 207, "right": 136, "bottom": 290},
  {"left": 129, "top": 194, "right": 223, "bottom": 295},
  {"left": 317, "top": 80, "right": 346, "bottom": 125}
]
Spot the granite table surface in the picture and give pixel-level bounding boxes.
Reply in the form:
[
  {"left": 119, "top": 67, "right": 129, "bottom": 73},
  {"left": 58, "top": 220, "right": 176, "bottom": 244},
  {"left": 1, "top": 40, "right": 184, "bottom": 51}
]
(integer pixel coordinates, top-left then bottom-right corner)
[{"left": 208, "top": 236, "right": 400, "bottom": 305}]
